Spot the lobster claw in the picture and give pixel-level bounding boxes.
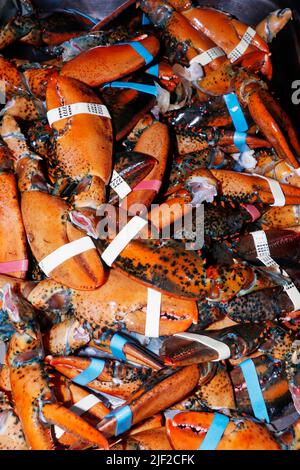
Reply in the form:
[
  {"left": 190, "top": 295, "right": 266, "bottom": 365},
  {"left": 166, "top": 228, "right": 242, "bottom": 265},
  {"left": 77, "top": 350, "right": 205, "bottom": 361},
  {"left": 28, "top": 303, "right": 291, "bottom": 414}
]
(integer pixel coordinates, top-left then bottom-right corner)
[
  {"left": 46, "top": 73, "right": 113, "bottom": 210},
  {"left": 199, "top": 65, "right": 300, "bottom": 169},
  {"left": 5, "top": 289, "right": 109, "bottom": 450},
  {"left": 61, "top": 35, "right": 160, "bottom": 87},
  {"left": 231, "top": 354, "right": 296, "bottom": 429},
  {"left": 160, "top": 324, "right": 266, "bottom": 367},
  {"left": 97, "top": 365, "right": 200, "bottom": 438},
  {"left": 139, "top": 1, "right": 226, "bottom": 71},
  {"left": 260, "top": 205, "right": 300, "bottom": 230},
  {"left": 102, "top": 74, "right": 158, "bottom": 142},
  {"left": 166, "top": 411, "right": 281, "bottom": 450},
  {"left": 108, "top": 151, "right": 158, "bottom": 206},
  {"left": 185, "top": 169, "right": 300, "bottom": 206},
  {"left": 0, "top": 170, "right": 28, "bottom": 279},
  {"left": 234, "top": 228, "right": 300, "bottom": 268},
  {"left": 97, "top": 237, "right": 210, "bottom": 301},
  {"left": 240, "top": 84, "right": 300, "bottom": 169},
  {"left": 256, "top": 8, "right": 293, "bottom": 43},
  {"left": 120, "top": 121, "right": 170, "bottom": 214},
  {"left": 21, "top": 191, "right": 105, "bottom": 290},
  {"left": 180, "top": 5, "right": 271, "bottom": 78},
  {"left": 46, "top": 355, "right": 153, "bottom": 400},
  {"left": 26, "top": 270, "right": 198, "bottom": 338}
]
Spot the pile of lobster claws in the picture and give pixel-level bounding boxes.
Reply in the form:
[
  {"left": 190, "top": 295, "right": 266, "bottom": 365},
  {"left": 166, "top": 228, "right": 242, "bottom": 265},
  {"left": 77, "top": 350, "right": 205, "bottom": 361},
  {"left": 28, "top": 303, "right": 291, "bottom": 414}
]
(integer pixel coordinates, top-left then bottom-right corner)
[
  {"left": 61, "top": 35, "right": 160, "bottom": 87},
  {"left": 0, "top": 0, "right": 300, "bottom": 452},
  {"left": 26, "top": 270, "right": 198, "bottom": 338}
]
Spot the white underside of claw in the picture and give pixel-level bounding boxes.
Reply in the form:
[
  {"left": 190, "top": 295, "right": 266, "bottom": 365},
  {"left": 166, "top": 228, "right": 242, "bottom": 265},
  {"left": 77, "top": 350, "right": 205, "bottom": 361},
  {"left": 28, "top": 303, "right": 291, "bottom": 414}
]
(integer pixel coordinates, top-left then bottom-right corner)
[
  {"left": 152, "top": 63, "right": 203, "bottom": 117},
  {"left": 232, "top": 149, "right": 257, "bottom": 170},
  {"left": 289, "top": 384, "right": 300, "bottom": 415},
  {"left": 187, "top": 176, "right": 218, "bottom": 206},
  {"left": 173, "top": 63, "right": 204, "bottom": 84},
  {"left": 152, "top": 82, "right": 191, "bottom": 117},
  {"left": 0, "top": 410, "right": 11, "bottom": 435}
]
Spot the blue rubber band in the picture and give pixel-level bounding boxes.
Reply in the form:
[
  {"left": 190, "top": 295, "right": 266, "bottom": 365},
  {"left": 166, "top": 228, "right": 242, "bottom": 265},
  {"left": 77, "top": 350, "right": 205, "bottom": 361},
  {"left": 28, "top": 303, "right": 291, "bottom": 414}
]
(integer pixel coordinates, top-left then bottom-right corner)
[
  {"left": 234, "top": 131, "right": 248, "bottom": 153},
  {"left": 106, "top": 405, "right": 133, "bottom": 436},
  {"left": 239, "top": 359, "right": 270, "bottom": 423},
  {"left": 147, "top": 63, "right": 159, "bottom": 78},
  {"left": 223, "top": 93, "right": 248, "bottom": 133},
  {"left": 199, "top": 413, "right": 230, "bottom": 450},
  {"left": 64, "top": 8, "right": 99, "bottom": 25},
  {"left": 118, "top": 41, "right": 154, "bottom": 66},
  {"left": 72, "top": 358, "right": 105, "bottom": 386},
  {"left": 110, "top": 334, "right": 130, "bottom": 361},
  {"left": 103, "top": 81, "right": 157, "bottom": 96},
  {"left": 142, "top": 13, "right": 151, "bottom": 25}
]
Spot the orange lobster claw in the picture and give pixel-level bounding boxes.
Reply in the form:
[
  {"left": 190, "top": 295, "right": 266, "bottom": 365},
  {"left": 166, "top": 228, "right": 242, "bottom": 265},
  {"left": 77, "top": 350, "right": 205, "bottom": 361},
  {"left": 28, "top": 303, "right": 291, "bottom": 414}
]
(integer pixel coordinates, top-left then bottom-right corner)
[
  {"left": 27, "top": 269, "right": 198, "bottom": 337},
  {"left": 121, "top": 121, "right": 170, "bottom": 215},
  {"left": 0, "top": 172, "right": 27, "bottom": 279},
  {"left": 46, "top": 355, "right": 152, "bottom": 399},
  {"left": 256, "top": 8, "right": 293, "bottom": 43},
  {"left": 61, "top": 35, "right": 160, "bottom": 87},
  {"left": 42, "top": 403, "right": 109, "bottom": 449},
  {"left": 140, "top": 1, "right": 225, "bottom": 72},
  {"left": 187, "top": 169, "right": 300, "bottom": 206},
  {"left": 46, "top": 74, "right": 113, "bottom": 209},
  {"left": 21, "top": 191, "right": 105, "bottom": 290},
  {"left": 260, "top": 205, "right": 300, "bottom": 230},
  {"left": 181, "top": 6, "right": 271, "bottom": 79},
  {"left": 237, "top": 50, "right": 272, "bottom": 81},
  {"left": 166, "top": 412, "right": 281, "bottom": 450},
  {"left": 24, "top": 67, "right": 57, "bottom": 100}
]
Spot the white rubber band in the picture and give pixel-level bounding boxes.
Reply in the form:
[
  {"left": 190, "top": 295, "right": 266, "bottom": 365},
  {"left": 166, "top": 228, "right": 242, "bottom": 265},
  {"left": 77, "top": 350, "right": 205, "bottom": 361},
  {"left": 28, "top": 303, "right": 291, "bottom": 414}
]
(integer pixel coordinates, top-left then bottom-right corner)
[
  {"left": 252, "top": 173, "right": 286, "bottom": 207},
  {"left": 101, "top": 216, "right": 147, "bottom": 267},
  {"left": 0, "top": 340, "right": 6, "bottom": 364},
  {"left": 145, "top": 288, "right": 161, "bottom": 338},
  {"left": 190, "top": 47, "right": 225, "bottom": 66},
  {"left": 174, "top": 332, "right": 231, "bottom": 361},
  {"left": 110, "top": 170, "right": 132, "bottom": 199},
  {"left": 228, "top": 27, "right": 256, "bottom": 63},
  {"left": 39, "top": 236, "right": 96, "bottom": 276},
  {"left": 251, "top": 230, "right": 300, "bottom": 311},
  {"left": 47, "top": 102, "right": 111, "bottom": 127},
  {"left": 55, "top": 394, "right": 100, "bottom": 439}
]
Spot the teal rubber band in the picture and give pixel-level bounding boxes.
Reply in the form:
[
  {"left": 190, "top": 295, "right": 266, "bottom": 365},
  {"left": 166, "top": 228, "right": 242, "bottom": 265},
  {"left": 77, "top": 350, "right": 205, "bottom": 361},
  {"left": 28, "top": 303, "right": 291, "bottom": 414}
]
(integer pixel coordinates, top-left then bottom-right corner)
[
  {"left": 199, "top": 413, "right": 230, "bottom": 450},
  {"left": 223, "top": 93, "right": 248, "bottom": 133},
  {"left": 234, "top": 131, "right": 248, "bottom": 153},
  {"left": 106, "top": 405, "right": 133, "bottom": 436},
  {"left": 147, "top": 63, "right": 159, "bottom": 77},
  {"left": 110, "top": 334, "right": 129, "bottom": 361},
  {"left": 119, "top": 41, "right": 154, "bottom": 66},
  {"left": 103, "top": 81, "right": 157, "bottom": 96},
  {"left": 239, "top": 359, "right": 270, "bottom": 423},
  {"left": 72, "top": 358, "right": 105, "bottom": 386},
  {"left": 142, "top": 13, "right": 151, "bottom": 25}
]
